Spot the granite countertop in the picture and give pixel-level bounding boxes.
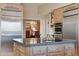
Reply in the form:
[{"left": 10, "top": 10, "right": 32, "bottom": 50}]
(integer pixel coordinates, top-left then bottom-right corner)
[
  {"left": 13, "top": 38, "right": 77, "bottom": 47},
  {"left": 13, "top": 38, "right": 23, "bottom": 44}
]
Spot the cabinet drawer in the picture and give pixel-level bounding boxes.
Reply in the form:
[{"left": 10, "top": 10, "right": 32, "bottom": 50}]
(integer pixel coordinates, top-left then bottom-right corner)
[
  {"left": 48, "top": 45, "right": 64, "bottom": 52},
  {"left": 32, "top": 46, "right": 46, "bottom": 55},
  {"left": 48, "top": 51, "right": 64, "bottom": 56}
]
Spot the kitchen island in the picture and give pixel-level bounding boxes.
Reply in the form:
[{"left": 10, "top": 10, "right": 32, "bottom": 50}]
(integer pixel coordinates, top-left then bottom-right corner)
[{"left": 13, "top": 38, "right": 77, "bottom": 56}]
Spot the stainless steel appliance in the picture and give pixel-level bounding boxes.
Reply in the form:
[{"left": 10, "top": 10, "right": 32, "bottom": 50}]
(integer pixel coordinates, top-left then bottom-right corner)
[
  {"left": 63, "top": 12, "right": 78, "bottom": 55},
  {"left": 63, "top": 16, "right": 77, "bottom": 40},
  {"left": 54, "top": 23, "right": 63, "bottom": 41},
  {"left": 0, "top": 8, "right": 23, "bottom": 56},
  {"left": 55, "top": 23, "right": 62, "bottom": 34},
  {"left": 1, "top": 20, "right": 22, "bottom": 56},
  {"left": 63, "top": 8, "right": 78, "bottom": 40},
  {"left": 63, "top": 6, "right": 79, "bottom": 55}
]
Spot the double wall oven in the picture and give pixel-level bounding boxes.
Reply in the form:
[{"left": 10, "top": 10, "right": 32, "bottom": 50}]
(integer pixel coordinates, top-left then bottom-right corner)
[{"left": 54, "top": 23, "right": 63, "bottom": 41}]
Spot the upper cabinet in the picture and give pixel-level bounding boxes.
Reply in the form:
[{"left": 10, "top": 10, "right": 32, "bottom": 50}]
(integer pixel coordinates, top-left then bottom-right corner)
[
  {"left": 52, "top": 3, "right": 79, "bottom": 23},
  {"left": 0, "top": 3, "right": 23, "bottom": 11},
  {"left": 0, "top": 4, "right": 23, "bottom": 21},
  {"left": 63, "top": 3, "right": 78, "bottom": 12},
  {"left": 63, "top": 4, "right": 78, "bottom": 18},
  {"left": 53, "top": 8, "right": 63, "bottom": 23}
]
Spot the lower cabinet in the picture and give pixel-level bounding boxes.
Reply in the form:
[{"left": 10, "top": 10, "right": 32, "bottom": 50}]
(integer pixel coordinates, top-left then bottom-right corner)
[
  {"left": 47, "top": 44, "right": 65, "bottom": 56},
  {"left": 30, "top": 46, "right": 47, "bottom": 56},
  {"left": 47, "top": 44, "right": 76, "bottom": 56},
  {"left": 13, "top": 42, "right": 26, "bottom": 56},
  {"left": 13, "top": 42, "right": 76, "bottom": 56},
  {"left": 65, "top": 44, "right": 76, "bottom": 56}
]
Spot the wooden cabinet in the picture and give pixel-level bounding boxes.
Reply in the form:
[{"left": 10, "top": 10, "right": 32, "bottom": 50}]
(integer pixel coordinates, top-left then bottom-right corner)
[
  {"left": 13, "top": 42, "right": 26, "bottom": 56},
  {"left": 13, "top": 42, "right": 18, "bottom": 55},
  {"left": 47, "top": 44, "right": 65, "bottom": 56},
  {"left": 63, "top": 3, "right": 78, "bottom": 12},
  {"left": 53, "top": 8, "right": 63, "bottom": 23},
  {"left": 47, "top": 44, "right": 76, "bottom": 56},
  {"left": 31, "top": 46, "right": 47, "bottom": 56},
  {"left": 0, "top": 3, "right": 23, "bottom": 22},
  {"left": 52, "top": 3, "right": 78, "bottom": 23},
  {"left": 65, "top": 44, "right": 76, "bottom": 56},
  {"left": 13, "top": 41, "right": 76, "bottom": 56},
  {"left": 0, "top": 3, "right": 23, "bottom": 11}
]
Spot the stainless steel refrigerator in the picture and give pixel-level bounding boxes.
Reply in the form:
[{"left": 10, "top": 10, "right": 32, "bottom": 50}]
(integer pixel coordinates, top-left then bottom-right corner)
[
  {"left": 0, "top": 20, "right": 22, "bottom": 56},
  {"left": 63, "top": 7, "right": 79, "bottom": 40},
  {"left": 63, "top": 9, "right": 78, "bottom": 55},
  {"left": 0, "top": 8, "right": 23, "bottom": 56},
  {"left": 63, "top": 15, "right": 77, "bottom": 40}
]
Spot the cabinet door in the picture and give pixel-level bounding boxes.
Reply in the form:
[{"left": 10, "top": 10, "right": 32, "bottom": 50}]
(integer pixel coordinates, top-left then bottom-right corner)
[
  {"left": 13, "top": 42, "right": 26, "bottom": 56},
  {"left": 48, "top": 44, "right": 64, "bottom": 53},
  {"left": 31, "top": 46, "right": 47, "bottom": 56},
  {"left": 53, "top": 8, "right": 63, "bottom": 23},
  {"left": 65, "top": 44, "right": 76, "bottom": 56},
  {"left": 47, "top": 44, "right": 64, "bottom": 56},
  {"left": 13, "top": 42, "right": 18, "bottom": 56}
]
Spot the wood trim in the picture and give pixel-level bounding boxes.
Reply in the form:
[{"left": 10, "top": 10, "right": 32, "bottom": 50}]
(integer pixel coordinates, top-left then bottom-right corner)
[
  {"left": 63, "top": 14, "right": 78, "bottom": 18},
  {"left": 51, "top": 3, "right": 77, "bottom": 13},
  {"left": 54, "top": 3, "right": 75, "bottom": 11}
]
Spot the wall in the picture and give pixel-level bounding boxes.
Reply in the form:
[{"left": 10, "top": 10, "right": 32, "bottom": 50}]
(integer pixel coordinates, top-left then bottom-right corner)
[
  {"left": 42, "top": 14, "right": 55, "bottom": 36},
  {"left": 40, "top": 16, "right": 46, "bottom": 39},
  {"left": 45, "top": 14, "right": 55, "bottom": 35},
  {"left": 39, "top": 13, "right": 55, "bottom": 40},
  {"left": 23, "top": 4, "right": 39, "bottom": 20}
]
